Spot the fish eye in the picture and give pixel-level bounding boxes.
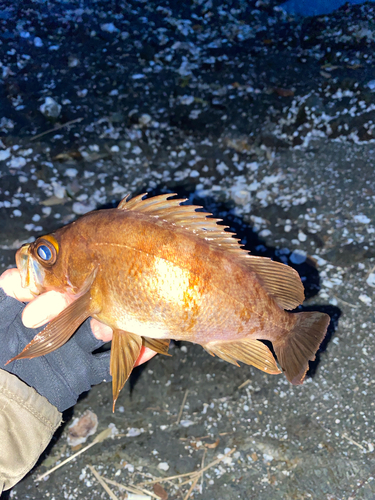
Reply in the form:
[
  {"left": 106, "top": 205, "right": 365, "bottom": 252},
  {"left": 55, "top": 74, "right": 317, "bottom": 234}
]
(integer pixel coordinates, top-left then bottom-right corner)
[
  {"left": 37, "top": 245, "right": 52, "bottom": 261},
  {"left": 35, "top": 239, "right": 57, "bottom": 265}
]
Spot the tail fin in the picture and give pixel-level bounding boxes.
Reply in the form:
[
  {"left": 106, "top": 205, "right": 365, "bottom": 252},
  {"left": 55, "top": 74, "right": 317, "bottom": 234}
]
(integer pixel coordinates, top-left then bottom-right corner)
[{"left": 273, "top": 311, "right": 330, "bottom": 385}]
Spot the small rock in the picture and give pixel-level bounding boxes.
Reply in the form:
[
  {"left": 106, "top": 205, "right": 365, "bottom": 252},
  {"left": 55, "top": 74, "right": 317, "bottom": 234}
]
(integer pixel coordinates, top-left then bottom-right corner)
[
  {"left": 180, "top": 420, "right": 194, "bottom": 427},
  {"left": 139, "top": 114, "right": 152, "bottom": 126},
  {"left": 231, "top": 188, "right": 251, "bottom": 206},
  {"left": 65, "top": 168, "right": 78, "bottom": 178},
  {"left": 289, "top": 250, "right": 307, "bottom": 265},
  {"left": 158, "top": 462, "right": 169, "bottom": 471},
  {"left": 131, "top": 73, "right": 146, "bottom": 80},
  {"left": 353, "top": 214, "right": 371, "bottom": 224},
  {"left": 126, "top": 428, "right": 144, "bottom": 437},
  {"left": 101, "top": 23, "right": 119, "bottom": 33},
  {"left": 33, "top": 37, "right": 43, "bottom": 47},
  {"left": 180, "top": 95, "right": 195, "bottom": 105},
  {"left": 366, "top": 273, "right": 375, "bottom": 287},
  {"left": 40, "top": 97, "right": 61, "bottom": 119},
  {"left": 52, "top": 182, "right": 66, "bottom": 199},
  {"left": 9, "top": 157, "right": 26, "bottom": 169},
  {"left": 72, "top": 201, "right": 96, "bottom": 215},
  {"left": 0, "top": 149, "right": 11, "bottom": 161},
  {"left": 68, "top": 56, "right": 80, "bottom": 68},
  {"left": 359, "top": 294, "right": 372, "bottom": 305}
]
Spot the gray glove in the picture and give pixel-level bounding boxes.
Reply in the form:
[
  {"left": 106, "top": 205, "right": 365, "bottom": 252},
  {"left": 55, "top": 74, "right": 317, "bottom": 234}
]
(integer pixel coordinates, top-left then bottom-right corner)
[{"left": 0, "top": 288, "right": 112, "bottom": 412}]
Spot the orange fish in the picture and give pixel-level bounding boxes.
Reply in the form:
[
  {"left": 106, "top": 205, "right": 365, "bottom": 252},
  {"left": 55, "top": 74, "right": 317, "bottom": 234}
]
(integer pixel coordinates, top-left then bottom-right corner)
[{"left": 8, "top": 193, "right": 330, "bottom": 410}]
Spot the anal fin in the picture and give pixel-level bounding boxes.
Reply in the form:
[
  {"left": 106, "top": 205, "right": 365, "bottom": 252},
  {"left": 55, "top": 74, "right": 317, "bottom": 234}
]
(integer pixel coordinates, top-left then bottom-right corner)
[
  {"left": 203, "top": 338, "right": 281, "bottom": 375},
  {"left": 142, "top": 337, "right": 171, "bottom": 356},
  {"left": 6, "top": 288, "right": 94, "bottom": 364},
  {"left": 110, "top": 330, "right": 142, "bottom": 411}
]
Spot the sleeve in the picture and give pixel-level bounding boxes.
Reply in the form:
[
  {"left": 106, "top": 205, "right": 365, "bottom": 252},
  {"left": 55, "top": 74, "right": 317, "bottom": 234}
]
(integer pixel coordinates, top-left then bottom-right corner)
[{"left": 0, "top": 368, "right": 62, "bottom": 492}]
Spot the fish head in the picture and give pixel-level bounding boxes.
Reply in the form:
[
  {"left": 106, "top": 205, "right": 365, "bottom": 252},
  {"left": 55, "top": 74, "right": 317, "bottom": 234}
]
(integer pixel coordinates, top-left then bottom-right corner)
[
  {"left": 16, "top": 227, "right": 82, "bottom": 295},
  {"left": 16, "top": 232, "right": 69, "bottom": 296},
  {"left": 16, "top": 214, "right": 103, "bottom": 298}
]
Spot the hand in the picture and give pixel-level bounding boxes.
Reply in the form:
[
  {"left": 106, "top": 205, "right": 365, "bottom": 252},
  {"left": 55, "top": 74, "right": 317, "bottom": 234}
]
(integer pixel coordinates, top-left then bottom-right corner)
[{"left": 0, "top": 268, "right": 156, "bottom": 366}]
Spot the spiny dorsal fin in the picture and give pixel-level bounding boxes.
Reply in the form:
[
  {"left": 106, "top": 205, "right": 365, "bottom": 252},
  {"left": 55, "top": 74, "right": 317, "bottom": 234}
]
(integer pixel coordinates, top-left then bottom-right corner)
[{"left": 118, "top": 193, "right": 305, "bottom": 310}]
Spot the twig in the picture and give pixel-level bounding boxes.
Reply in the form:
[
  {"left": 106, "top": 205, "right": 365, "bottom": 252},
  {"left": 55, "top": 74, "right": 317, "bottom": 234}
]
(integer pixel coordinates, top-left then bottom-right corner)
[
  {"left": 342, "top": 433, "right": 365, "bottom": 450},
  {"left": 103, "top": 477, "right": 162, "bottom": 499},
  {"left": 183, "top": 474, "right": 200, "bottom": 500},
  {"left": 237, "top": 379, "right": 251, "bottom": 390},
  {"left": 89, "top": 466, "right": 119, "bottom": 500},
  {"left": 200, "top": 449, "right": 206, "bottom": 493},
  {"left": 333, "top": 295, "right": 359, "bottom": 309},
  {"left": 142, "top": 448, "right": 236, "bottom": 485},
  {"left": 176, "top": 390, "right": 189, "bottom": 424},
  {"left": 35, "top": 428, "right": 112, "bottom": 481},
  {"left": 30, "top": 117, "right": 83, "bottom": 141}
]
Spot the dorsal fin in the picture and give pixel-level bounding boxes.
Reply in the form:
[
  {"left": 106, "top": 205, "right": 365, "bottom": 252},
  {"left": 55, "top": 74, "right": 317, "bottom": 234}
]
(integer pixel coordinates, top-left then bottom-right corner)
[{"left": 118, "top": 193, "right": 304, "bottom": 310}]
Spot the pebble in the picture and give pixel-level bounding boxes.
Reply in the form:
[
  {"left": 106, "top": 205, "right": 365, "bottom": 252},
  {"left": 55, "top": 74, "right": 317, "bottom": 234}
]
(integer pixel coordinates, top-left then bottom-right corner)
[
  {"left": 353, "top": 214, "right": 371, "bottom": 224},
  {"left": 33, "top": 37, "right": 43, "bottom": 47},
  {"left": 72, "top": 201, "right": 96, "bottom": 215},
  {"left": 126, "top": 428, "right": 144, "bottom": 437},
  {"left": 157, "top": 462, "right": 169, "bottom": 471},
  {"left": 231, "top": 188, "right": 251, "bottom": 206},
  {"left": 101, "top": 23, "right": 119, "bottom": 33},
  {"left": 366, "top": 273, "right": 375, "bottom": 287},
  {"left": 180, "top": 420, "right": 194, "bottom": 427},
  {"left": 39, "top": 97, "right": 61, "bottom": 118},
  {"left": 8, "top": 157, "right": 26, "bottom": 168},
  {"left": 65, "top": 168, "right": 78, "bottom": 178},
  {"left": 0, "top": 149, "right": 11, "bottom": 161},
  {"left": 359, "top": 294, "right": 372, "bottom": 305},
  {"left": 139, "top": 114, "right": 152, "bottom": 126},
  {"left": 289, "top": 250, "right": 307, "bottom": 265}
]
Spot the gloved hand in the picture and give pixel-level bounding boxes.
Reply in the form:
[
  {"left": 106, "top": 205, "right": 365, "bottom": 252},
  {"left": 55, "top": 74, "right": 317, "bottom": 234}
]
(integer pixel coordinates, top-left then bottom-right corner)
[
  {"left": 0, "top": 269, "right": 156, "bottom": 412},
  {"left": 0, "top": 288, "right": 112, "bottom": 412}
]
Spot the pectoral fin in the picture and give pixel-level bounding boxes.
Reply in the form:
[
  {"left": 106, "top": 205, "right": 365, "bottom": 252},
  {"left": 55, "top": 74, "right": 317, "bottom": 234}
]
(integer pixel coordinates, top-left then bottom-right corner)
[
  {"left": 203, "top": 339, "right": 281, "bottom": 375},
  {"left": 110, "top": 330, "right": 142, "bottom": 412},
  {"left": 6, "top": 288, "right": 95, "bottom": 364},
  {"left": 142, "top": 337, "right": 171, "bottom": 356}
]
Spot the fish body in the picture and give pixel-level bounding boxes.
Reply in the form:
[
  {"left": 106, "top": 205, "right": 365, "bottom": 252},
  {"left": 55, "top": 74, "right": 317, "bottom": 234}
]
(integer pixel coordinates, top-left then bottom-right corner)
[{"left": 11, "top": 194, "right": 330, "bottom": 410}]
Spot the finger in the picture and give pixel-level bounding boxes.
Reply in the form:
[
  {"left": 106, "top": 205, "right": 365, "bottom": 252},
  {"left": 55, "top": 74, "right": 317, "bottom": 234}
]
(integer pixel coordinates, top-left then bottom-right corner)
[
  {"left": 22, "top": 291, "right": 73, "bottom": 328},
  {"left": 134, "top": 346, "right": 157, "bottom": 367},
  {"left": 90, "top": 318, "right": 113, "bottom": 342},
  {"left": 0, "top": 268, "right": 35, "bottom": 302}
]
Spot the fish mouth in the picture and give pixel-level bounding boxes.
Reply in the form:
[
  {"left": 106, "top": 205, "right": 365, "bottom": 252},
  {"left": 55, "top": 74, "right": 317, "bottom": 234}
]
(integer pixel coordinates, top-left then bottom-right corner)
[{"left": 16, "top": 244, "right": 43, "bottom": 296}]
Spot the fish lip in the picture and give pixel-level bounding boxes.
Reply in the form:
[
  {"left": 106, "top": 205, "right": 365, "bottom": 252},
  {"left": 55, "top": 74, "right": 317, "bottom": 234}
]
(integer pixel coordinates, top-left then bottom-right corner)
[
  {"left": 16, "top": 244, "right": 42, "bottom": 295},
  {"left": 16, "top": 245, "right": 30, "bottom": 288}
]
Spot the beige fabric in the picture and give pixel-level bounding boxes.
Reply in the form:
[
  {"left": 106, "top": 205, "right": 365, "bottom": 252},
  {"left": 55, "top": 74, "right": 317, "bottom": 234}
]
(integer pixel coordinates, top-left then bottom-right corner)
[{"left": 0, "top": 369, "right": 62, "bottom": 492}]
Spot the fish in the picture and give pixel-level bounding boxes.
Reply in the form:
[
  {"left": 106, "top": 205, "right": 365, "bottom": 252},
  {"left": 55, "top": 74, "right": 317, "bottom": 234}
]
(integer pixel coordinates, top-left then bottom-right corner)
[{"left": 7, "top": 193, "right": 330, "bottom": 411}]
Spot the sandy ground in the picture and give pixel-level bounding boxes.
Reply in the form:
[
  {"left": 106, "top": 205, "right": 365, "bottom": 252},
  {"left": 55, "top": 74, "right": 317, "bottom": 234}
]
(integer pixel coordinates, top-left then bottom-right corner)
[{"left": 0, "top": 0, "right": 375, "bottom": 499}]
